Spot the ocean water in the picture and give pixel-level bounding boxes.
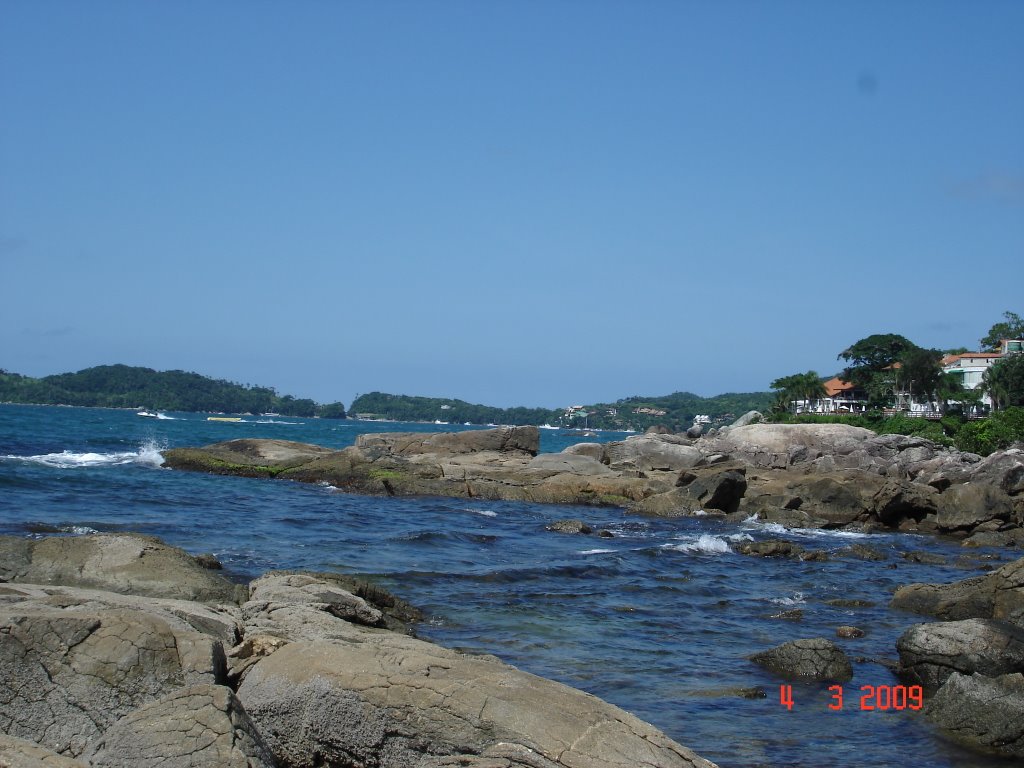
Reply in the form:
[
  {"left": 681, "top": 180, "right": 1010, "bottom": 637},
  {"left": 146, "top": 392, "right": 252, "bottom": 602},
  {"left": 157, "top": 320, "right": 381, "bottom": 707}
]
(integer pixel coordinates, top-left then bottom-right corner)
[{"left": 0, "top": 404, "right": 1013, "bottom": 768}]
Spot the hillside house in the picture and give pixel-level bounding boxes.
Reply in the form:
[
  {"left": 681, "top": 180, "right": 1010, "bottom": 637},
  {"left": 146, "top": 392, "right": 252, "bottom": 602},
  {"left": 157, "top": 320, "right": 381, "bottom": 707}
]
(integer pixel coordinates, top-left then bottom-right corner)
[
  {"left": 942, "top": 338, "right": 1024, "bottom": 408},
  {"left": 794, "top": 377, "right": 868, "bottom": 414}
]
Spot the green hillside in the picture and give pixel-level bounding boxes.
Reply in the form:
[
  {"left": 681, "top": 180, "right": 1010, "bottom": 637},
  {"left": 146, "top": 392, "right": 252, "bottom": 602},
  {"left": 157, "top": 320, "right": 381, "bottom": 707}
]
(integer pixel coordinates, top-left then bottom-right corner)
[
  {"left": 349, "top": 390, "right": 773, "bottom": 430},
  {"left": 0, "top": 364, "right": 346, "bottom": 418}
]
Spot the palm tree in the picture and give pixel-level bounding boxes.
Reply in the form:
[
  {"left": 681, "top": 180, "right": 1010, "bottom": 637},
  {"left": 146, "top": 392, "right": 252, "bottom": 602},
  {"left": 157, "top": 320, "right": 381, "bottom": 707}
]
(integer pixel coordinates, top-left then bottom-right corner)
[
  {"left": 797, "top": 372, "right": 827, "bottom": 411},
  {"left": 770, "top": 371, "right": 827, "bottom": 414}
]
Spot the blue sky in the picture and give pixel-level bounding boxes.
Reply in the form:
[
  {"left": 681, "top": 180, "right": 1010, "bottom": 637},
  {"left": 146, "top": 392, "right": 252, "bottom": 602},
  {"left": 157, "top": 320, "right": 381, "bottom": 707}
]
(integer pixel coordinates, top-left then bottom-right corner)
[{"left": 2, "top": 1, "right": 1022, "bottom": 408}]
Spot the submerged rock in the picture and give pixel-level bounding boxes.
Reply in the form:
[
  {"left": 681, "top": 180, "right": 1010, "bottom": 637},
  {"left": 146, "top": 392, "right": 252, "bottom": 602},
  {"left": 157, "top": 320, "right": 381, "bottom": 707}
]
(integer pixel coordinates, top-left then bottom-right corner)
[
  {"left": 749, "top": 638, "right": 853, "bottom": 682},
  {"left": 546, "top": 519, "right": 593, "bottom": 535}
]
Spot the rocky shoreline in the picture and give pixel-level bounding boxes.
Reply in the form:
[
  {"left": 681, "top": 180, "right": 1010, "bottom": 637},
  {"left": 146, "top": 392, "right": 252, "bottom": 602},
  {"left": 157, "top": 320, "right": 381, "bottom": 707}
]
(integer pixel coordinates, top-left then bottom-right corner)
[
  {"left": 0, "top": 533, "right": 718, "bottom": 768},
  {"left": 162, "top": 420, "right": 1024, "bottom": 544},
  {"left": 159, "top": 420, "right": 1024, "bottom": 761},
  {"left": 6, "top": 422, "right": 1024, "bottom": 764}
]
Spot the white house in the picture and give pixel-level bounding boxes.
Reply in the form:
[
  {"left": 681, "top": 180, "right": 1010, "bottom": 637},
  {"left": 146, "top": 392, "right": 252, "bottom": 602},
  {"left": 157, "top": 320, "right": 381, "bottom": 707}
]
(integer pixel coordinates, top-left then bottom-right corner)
[{"left": 942, "top": 339, "right": 1024, "bottom": 408}]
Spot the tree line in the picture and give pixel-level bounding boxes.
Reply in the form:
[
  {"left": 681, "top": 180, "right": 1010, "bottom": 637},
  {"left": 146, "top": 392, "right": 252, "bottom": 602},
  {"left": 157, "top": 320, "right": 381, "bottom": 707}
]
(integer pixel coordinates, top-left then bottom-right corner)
[
  {"left": 350, "top": 390, "right": 775, "bottom": 431},
  {"left": 0, "top": 364, "right": 347, "bottom": 418}
]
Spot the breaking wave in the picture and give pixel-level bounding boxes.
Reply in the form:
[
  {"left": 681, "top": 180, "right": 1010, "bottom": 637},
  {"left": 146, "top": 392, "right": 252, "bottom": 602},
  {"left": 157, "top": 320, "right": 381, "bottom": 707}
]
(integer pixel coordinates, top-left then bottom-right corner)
[{"left": 3, "top": 440, "right": 166, "bottom": 469}]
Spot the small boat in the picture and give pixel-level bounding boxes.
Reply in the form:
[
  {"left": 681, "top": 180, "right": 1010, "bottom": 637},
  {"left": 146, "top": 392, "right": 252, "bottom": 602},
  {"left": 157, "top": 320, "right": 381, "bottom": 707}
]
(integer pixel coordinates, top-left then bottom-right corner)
[
  {"left": 136, "top": 410, "right": 160, "bottom": 418},
  {"left": 207, "top": 416, "right": 243, "bottom": 423}
]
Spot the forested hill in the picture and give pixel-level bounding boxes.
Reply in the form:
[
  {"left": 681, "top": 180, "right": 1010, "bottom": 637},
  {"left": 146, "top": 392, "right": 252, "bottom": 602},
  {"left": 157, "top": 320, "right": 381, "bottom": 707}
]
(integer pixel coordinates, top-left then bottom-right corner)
[
  {"left": 0, "top": 365, "right": 347, "bottom": 418},
  {"left": 349, "top": 390, "right": 774, "bottom": 431}
]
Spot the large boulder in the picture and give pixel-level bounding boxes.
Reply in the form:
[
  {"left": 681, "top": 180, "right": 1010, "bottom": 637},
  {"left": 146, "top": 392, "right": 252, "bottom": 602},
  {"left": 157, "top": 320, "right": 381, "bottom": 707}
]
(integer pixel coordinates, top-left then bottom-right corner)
[
  {"left": 0, "top": 583, "right": 242, "bottom": 646},
  {"left": 527, "top": 453, "right": 614, "bottom": 476},
  {"left": 0, "top": 593, "right": 226, "bottom": 757},
  {"left": 896, "top": 618, "right": 1024, "bottom": 694},
  {"left": 890, "top": 556, "right": 1024, "bottom": 627},
  {"left": 246, "top": 573, "right": 385, "bottom": 627},
  {"left": 237, "top": 639, "right": 716, "bottom": 768},
  {"left": 749, "top": 638, "right": 853, "bottom": 682},
  {"left": 0, "top": 533, "right": 245, "bottom": 604},
  {"left": 356, "top": 426, "right": 540, "bottom": 457},
  {"left": 86, "top": 684, "right": 277, "bottom": 768},
  {"left": 632, "top": 464, "right": 747, "bottom": 516},
  {"left": 161, "top": 439, "right": 336, "bottom": 477},
  {"left": 714, "top": 424, "right": 875, "bottom": 469},
  {"left": 604, "top": 435, "right": 703, "bottom": 472},
  {"left": 926, "top": 672, "right": 1024, "bottom": 758},
  {"left": 562, "top": 442, "right": 606, "bottom": 462},
  {"left": 935, "top": 483, "right": 1014, "bottom": 531}
]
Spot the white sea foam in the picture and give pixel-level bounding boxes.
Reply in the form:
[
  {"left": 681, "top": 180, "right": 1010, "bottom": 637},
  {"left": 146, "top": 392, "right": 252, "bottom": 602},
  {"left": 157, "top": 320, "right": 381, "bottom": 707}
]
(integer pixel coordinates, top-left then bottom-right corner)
[
  {"left": 743, "top": 516, "right": 870, "bottom": 540},
  {"left": 770, "top": 592, "right": 806, "bottom": 606},
  {"left": 5, "top": 440, "right": 166, "bottom": 469},
  {"left": 63, "top": 525, "right": 99, "bottom": 535},
  {"left": 465, "top": 508, "right": 497, "bottom": 518},
  {"left": 578, "top": 548, "right": 616, "bottom": 555},
  {"left": 663, "top": 534, "right": 732, "bottom": 555},
  {"left": 155, "top": 413, "right": 176, "bottom": 420}
]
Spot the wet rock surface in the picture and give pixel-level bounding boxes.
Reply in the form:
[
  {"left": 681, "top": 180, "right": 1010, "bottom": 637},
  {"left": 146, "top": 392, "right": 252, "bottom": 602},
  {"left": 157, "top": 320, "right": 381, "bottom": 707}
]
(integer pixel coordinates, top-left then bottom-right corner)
[{"left": 749, "top": 638, "right": 853, "bottom": 682}]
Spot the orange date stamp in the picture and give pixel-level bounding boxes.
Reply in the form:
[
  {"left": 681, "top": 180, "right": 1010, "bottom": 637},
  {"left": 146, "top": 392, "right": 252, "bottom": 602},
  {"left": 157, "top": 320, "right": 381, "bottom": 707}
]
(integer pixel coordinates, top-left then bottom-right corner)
[{"left": 779, "top": 684, "right": 923, "bottom": 711}]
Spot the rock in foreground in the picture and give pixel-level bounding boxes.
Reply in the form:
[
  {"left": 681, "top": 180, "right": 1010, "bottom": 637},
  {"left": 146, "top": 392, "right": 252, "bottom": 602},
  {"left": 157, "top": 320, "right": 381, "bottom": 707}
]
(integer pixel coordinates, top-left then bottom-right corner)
[
  {"left": 0, "top": 534, "right": 718, "bottom": 768},
  {"left": 926, "top": 672, "right": 1024, "bottom": 758}
]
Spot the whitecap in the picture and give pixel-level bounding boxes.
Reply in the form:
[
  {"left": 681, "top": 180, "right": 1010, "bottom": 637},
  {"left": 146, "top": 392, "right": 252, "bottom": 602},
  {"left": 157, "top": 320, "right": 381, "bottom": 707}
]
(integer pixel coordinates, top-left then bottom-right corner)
[
  {"left": 578, "top": 548, "right": 616, "bottom": 555},
  {"left": 663, "top": 534, "right": 732, "bottom": 555},
  {"left": 5, "top": 440, "right": 166, "bottom": 469},
  {"left": 464, "top": 509, "right": 497, "bottom": 518},
  {"left": 770, "top": 592, "right": 806, "bottom": 606}
]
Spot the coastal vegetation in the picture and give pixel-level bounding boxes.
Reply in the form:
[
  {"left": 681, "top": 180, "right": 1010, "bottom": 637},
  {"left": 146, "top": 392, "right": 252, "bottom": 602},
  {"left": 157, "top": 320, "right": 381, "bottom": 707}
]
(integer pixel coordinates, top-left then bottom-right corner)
[
  {"left": 0, "top": 364, "right": 347, "bottom": 418},
  {"left": 767, "top": 311, "right": 1024, "bottom": 455},
  {"left": 349, "top": 390, "right": 774, "bottom": 431}
]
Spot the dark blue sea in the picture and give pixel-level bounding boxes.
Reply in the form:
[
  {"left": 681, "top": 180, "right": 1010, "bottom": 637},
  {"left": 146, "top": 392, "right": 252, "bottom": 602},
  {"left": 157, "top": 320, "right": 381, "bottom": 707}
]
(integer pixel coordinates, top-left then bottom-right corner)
[{"left": 0, "top": 404, "right": 1013, "bottom": 768}]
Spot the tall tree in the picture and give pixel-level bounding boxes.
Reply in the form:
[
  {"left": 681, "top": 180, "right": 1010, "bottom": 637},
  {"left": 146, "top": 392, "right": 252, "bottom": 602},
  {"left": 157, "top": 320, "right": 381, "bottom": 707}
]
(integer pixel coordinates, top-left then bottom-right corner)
[
  {"left": 898, "top": 347, "right": 944, "bottom": 403},
  {"left": 838, "top": 334, "right": 917, "bottom": 389},
  {"left": 983, "top": 354, "right": 1024, "bottom": 410},
  {"left": 980, "top": 311, "right": 1024, "bottom": 352}
]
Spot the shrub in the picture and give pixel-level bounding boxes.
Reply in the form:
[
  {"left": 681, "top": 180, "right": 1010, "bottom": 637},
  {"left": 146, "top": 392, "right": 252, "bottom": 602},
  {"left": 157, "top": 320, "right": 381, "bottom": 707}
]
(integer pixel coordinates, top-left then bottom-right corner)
[{"left": 954, "top": 407, "right": 1024, "bottom": 455}]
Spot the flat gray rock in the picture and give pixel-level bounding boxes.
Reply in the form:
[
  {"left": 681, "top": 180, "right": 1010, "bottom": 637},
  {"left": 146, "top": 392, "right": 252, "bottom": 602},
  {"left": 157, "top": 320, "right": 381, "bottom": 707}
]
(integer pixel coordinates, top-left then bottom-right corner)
[
  {"left": 0, "top": 597, "right": 225, "bottom": 757},
  {"left": 87, "top": 683, "right": 277, "bottom": 768},
  {"left": 0, "top": 533, "right": 244, "bottom": 604},
  {"left": 237, "top": 639, "right": 717, "bottom": 768},
  {"left": 0, "top": 735, "right": 89, "bottom": 767}
]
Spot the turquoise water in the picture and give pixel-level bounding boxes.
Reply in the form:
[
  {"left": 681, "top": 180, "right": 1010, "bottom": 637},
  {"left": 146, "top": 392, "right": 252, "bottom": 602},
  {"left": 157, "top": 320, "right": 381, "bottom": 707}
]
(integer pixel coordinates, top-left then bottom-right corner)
[{"left": 0, "top": 404, "right": 1013, "bottom": 768}]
